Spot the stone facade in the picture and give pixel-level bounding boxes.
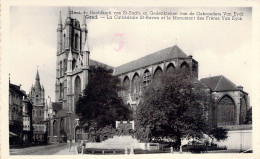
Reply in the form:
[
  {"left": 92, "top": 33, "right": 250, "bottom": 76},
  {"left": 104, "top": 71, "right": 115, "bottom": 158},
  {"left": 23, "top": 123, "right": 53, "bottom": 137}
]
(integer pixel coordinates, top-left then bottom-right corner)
[
  {"left": 114, "top": 48, "right": 198, "bottom": 113},
  {"left": 22, "top": 97, "right": 33, "bottom": 143},
  {"left": 9, "top": 83, "right": 25, "bottom": 145}
]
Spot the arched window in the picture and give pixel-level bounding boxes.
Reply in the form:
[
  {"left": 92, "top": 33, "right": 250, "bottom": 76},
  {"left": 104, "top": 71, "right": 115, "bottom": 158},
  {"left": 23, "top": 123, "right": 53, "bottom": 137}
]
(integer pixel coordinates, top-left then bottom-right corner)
[
  {"left": 60, "top": 83, "right": 64, "bottom": 99},
  {"left": 39, "top": 110, "right": 41, "bottom": 117},
  {"left": 74, "top": 76, "right": 82, "bottom": 112},
  {"left": 240, "top": 97, "right": 247, "bottom": 124},
  {"left": 180, "top": 62, "right": 189, "bottom": 72},
  {"left": 63, "top": 34, "right": 66, "bottom": 50},
  {"left": 143, "top": 70, "right": 151, "bottom": 87},
  {"left": 75, "top": 34, "right": 79, "bottom": 49},
  {"left": 60, "top": 61, "right": 63, "bottom": 77},
  {"left": 53, "top": 120, "right": 57, "bottom": 136},
  {"left": 122, "top": 76, "right": 130, "bottom": 96},
  {"left": 60, "top": 119, "right": 64, "bottom": 134},
  {"left": 32, "top": 109, "right": 35, "bottom": 117},
  {"left": 64, "top": 59, "right": 67, "bottom": 73},
  {"left": 217, "top": 95, "right": 236, "bottom": 126},
  {"left": 154, "top": 67, "right": 163, "bottom": 80},
  {"left": 132, "top": 73, "right": 140, "bottom": 93},
  {"left": 72, "top": 59, "right": 76, "bottom": 70},
  {"left": 166, "top": 63, "right": 175, "bottom": 73}
]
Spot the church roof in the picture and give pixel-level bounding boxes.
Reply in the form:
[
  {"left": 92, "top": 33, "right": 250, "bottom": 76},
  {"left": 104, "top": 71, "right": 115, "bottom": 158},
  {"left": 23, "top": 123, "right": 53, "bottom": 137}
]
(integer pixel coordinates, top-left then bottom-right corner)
[
  {"left": 34, "top": 70, "right": 42, "bottom": 92},
  {"left": 200, "top": 75, "right": 239, "bottom": 92},
  {"left": 89, "top": 59, "right": 114, "bottom": 70},
  {"left": 113, "top": 45, "right": 187, "bottom": 75}
]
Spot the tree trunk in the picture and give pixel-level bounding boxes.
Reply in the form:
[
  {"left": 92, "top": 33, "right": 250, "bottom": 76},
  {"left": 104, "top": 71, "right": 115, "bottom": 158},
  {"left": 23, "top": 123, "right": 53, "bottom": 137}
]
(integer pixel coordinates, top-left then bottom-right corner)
[{"left": 176, "top": 134, "right": 182, "bottom": 150}]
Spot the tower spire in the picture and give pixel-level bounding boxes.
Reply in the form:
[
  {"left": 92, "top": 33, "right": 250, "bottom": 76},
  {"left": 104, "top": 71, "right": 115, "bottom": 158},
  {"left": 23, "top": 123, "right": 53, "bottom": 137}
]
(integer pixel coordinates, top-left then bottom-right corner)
[
  {"left": 58, "top": 11, "right": 62, "bottom": 26},
  {"left": 82, "top": 14, "right": 86, "bottom": 27},
  {"left": 36, "top": 67, "right": 40, "bottom": 81},
  {"left": 35, "top": 68, "right": 41, "bottom": 92}
]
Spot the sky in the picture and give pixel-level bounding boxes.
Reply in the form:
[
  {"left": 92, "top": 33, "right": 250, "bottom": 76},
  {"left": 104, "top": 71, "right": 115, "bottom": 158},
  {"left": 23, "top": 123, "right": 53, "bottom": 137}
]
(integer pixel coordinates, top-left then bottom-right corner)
[{"left": 8, "top": 6, "right": 253, "bottom": 104}]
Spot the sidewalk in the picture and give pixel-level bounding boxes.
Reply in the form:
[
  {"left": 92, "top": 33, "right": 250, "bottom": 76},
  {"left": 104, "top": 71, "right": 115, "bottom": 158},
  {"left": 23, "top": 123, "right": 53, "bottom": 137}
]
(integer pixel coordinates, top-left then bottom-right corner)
[
  {"left": 10, "top": 143, "right": 66, "bottom": 155},
  {"left": 54, "top": 143, "right": 78, "bottom": 155}
]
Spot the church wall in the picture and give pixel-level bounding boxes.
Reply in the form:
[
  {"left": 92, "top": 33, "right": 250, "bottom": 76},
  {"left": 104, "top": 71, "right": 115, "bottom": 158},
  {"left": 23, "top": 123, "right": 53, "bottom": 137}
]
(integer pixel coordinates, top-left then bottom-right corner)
[{"left": 118, "top": 57, "right": 197, "bottom": 104}]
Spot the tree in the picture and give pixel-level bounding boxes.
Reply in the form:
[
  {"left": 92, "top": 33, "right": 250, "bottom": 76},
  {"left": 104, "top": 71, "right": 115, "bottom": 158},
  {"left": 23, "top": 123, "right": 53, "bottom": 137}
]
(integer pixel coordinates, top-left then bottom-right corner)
[
  {"left": 245, "top": 107, "right": 252, "bottom": 124},
  {"left": 136, "top": 69, "right": 210, "bottom": 148},
  {"left": 76, "top": 65, "right": 132, "bottom": 133},
  {"left": 208, "top": 127, "right": 228, "bottom": 142}
]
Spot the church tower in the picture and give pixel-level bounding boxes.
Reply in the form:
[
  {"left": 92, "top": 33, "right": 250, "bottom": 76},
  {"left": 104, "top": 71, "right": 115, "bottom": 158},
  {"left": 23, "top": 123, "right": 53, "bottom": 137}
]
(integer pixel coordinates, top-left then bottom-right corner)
[
  {"left": 52, "top": 7, "right": 90, "bottom": 142},
  {"left": 55, "top": 7, "right": 90, "bottom": 112},
  {"left": 29, "top": 69, "right": 46, "bottom": 142}
]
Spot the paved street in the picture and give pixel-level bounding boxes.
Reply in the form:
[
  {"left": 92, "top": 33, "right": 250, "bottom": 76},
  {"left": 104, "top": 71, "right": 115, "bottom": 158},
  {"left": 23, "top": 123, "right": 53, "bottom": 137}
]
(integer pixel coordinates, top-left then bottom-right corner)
[{"left": 10, "top": 143, "right": 78, "bottom": 155}]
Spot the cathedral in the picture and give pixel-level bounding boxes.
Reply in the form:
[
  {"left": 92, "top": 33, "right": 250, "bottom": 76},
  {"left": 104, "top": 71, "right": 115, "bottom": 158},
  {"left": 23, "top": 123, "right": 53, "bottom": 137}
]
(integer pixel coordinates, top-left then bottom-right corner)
[{"left": 47, "top": 8, "right": 250, "bottom": 143}]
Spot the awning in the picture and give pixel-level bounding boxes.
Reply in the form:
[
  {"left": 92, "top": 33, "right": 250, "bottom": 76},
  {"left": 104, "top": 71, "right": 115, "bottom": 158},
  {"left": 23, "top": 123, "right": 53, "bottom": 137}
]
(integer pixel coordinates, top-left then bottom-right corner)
[{"left": 9, "top": 132, "right": 18, "bottom": 137}]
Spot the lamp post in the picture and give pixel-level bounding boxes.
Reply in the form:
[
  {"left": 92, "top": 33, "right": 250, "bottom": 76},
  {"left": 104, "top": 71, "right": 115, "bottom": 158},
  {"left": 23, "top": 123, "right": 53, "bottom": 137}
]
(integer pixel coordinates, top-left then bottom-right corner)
[{"left": 239, "top": 96, "right": 242, "bottom": 152}]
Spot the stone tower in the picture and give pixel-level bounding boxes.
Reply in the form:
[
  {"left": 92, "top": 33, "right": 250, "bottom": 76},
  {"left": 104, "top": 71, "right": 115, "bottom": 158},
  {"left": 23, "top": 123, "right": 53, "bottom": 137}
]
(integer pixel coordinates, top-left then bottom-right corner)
[
  {"left": 52, "top": 7, "right": 90, "bottom": 142},
  {"left": 55, "top": 7, "right": 90, "bottom": 112},
  {"left": 29, "top": 70, "right": 46, "bottom": 141}
]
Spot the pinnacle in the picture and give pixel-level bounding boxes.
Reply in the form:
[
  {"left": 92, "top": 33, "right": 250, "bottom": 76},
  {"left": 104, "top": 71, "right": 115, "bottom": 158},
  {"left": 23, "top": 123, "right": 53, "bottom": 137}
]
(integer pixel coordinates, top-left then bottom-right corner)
[
  {"left": 67, "top": 7, "right": 71, "bottom": 18},
  {"left": 58, "top": 11, "right": 62, "bottom": 25},
  {"left": 83, "top": 40, "right": 89, "bottom": 52},
  {"left": 68, "top": 49, "right": 73, "bottom": 61},
  {"left": 82, "top": 14, "right": 86, "bottom": 26}
]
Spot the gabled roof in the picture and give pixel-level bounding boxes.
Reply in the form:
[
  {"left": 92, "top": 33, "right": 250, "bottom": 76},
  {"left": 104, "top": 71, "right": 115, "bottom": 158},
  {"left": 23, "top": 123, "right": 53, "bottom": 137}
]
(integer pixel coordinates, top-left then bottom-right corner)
[
  {"left": 200, "top": 75, "right": 239, "bottom": 92},
  {"left": 113, "top": 45, "right": 187, "bottom": 76}
]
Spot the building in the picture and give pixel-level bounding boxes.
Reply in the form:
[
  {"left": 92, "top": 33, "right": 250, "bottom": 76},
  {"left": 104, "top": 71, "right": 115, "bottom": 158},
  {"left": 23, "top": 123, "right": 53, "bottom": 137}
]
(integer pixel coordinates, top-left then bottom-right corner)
[
  {"left": 48, "top": 8, "right": 251, "bottom": 143},
  {"left": 28, "top": 70, "right": 47, "bottom": 142},
  {"left": 9, "top": 82, "right": 25, "bottom": 145},
  {"left": 22, "top": 96, "right": 33, "bottom": 143},
  {"left": 48, "top": 8, "right": 111, "bottom": 143}
]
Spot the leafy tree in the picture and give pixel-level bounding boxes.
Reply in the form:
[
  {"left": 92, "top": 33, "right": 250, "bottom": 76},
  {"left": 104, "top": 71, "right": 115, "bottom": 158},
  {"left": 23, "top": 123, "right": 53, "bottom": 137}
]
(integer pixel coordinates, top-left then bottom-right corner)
[
  {"left": 136, "top": 69, "right": 210, "bottom": 148},
  {"left": 208, "top": 127, "right": 228, "bottom": 142},
  {"left": 76, "top": 65, "right": 132, "bottom": 133}
]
